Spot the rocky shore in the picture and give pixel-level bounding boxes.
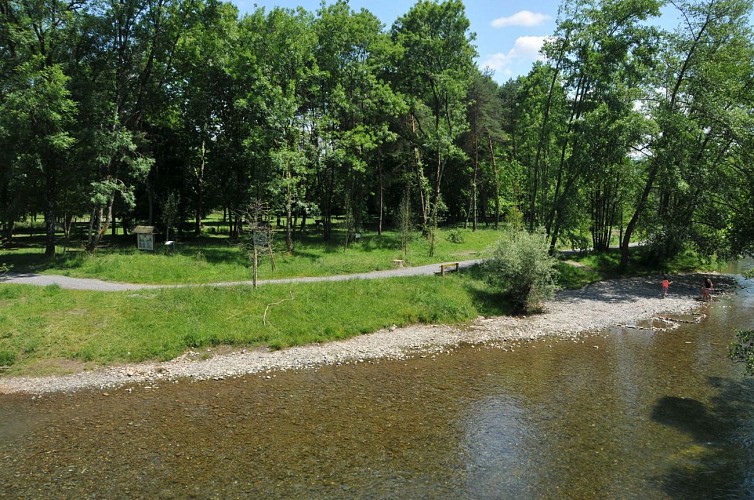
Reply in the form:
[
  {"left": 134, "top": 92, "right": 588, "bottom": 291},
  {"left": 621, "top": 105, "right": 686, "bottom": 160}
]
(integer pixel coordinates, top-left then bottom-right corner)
[{"left": 0, "top": 273, "right": 729, "bottom": 395}]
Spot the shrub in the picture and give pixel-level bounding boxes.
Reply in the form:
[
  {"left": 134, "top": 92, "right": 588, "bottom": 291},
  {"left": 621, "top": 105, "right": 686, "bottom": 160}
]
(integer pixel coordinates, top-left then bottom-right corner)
[
  {"left": 446, "top": 229, "right": 465, "bottom": 244},
  {"left": 483, "top": 228, "right": 559, "bottom": 313}
]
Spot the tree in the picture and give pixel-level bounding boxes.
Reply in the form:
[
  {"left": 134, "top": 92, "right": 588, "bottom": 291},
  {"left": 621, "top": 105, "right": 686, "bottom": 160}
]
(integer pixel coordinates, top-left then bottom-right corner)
[
  {"left": 463, "top": 70, "right": 506, "bottom": 230},
  {"left": 170, "top": 0, "right": 239, "bottom": 236},
  {"left": 391, "top": 0, "right": 476, "bottom": 255},
  {"left": 538, "top": 0, "right": 662, "bottom": 253},
  {"left": 311, "top": 1, "right": 404, "bottom": 243},
  {"left": 0, "top": 0, "right": 80, "bottom": 256},
  {"left": 78, "top": 0, "right": 191, "bottom": 251},
  {"left": 236, "top": 6, "right": 318, "bottom": 251},
  {"left": 621, "top": 0, "right": 754, "bottom": 269}
]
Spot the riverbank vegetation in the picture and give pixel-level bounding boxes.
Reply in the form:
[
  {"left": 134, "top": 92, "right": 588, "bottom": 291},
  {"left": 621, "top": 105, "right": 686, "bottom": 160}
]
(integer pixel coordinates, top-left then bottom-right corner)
[
  {"left": 1, "top": 0, "right": 751, "bottom": 377},
  {"left": 0, "top": 274, "right": 494, "bottom": 376},
  {"left": 0, "top": 225, "right": 722, "bottom": 377}
]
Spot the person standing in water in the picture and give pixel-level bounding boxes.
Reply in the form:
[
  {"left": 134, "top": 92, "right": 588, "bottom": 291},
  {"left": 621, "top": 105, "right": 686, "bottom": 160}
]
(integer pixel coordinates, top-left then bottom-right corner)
[{"left": 702, "top": 276, "right": 714, "bottom": 301}]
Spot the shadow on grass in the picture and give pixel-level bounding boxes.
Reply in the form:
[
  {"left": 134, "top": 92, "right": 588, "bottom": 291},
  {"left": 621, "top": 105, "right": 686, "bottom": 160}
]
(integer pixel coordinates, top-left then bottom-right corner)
[{"left": 461, "top": 264, "right": 516, "bottom": 317}]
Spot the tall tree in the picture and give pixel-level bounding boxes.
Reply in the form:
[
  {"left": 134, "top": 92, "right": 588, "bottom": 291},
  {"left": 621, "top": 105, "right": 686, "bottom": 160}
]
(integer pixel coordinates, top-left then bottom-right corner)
[
  {"left": 312, "top": 0, "right": 405, "bottom": 242},
  {"left": 0, "top": 0, "right": 79, "bottom": 256},
  {"left": 236, "top": 6, "right": 318, "bottom": 251},
  {"left": 391, "top": 0, "right": 476, "bottom": 255},
  {"left": 80, "top": 0, "right": 192, "bottom": 251},
  {"left": 620, "top": 0, "right": 754, "bottom": 268},
  {"left": 463, "top": 70, "right": 505, "bottom": 230},
  {"left": 170, "top": 0, "right": 238, "bottom": 236},
  {"left": 540, "top": 0, "right": 662, "bottom": 253}
]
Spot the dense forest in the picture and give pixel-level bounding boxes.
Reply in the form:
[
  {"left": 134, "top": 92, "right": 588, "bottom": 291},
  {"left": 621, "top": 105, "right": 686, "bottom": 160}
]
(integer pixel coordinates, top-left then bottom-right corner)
[{"left": 1, "top": 0, "right": 752, "bottom": 267}]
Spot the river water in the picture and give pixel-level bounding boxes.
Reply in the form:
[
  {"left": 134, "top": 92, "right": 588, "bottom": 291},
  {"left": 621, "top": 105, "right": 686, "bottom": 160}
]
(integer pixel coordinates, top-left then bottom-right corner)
[{"left": 2, "top": 274, "right": 754, "bottom": 499}]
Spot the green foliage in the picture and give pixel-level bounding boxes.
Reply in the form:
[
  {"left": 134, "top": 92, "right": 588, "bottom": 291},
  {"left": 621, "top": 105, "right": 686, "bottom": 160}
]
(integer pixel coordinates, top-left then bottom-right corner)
[
  {"left": 1, "top": 0, "right": 752, "bottom": 280},
  {"left": 0, "top": 350, "right": 16, "bottom": 367},
  {"left": 446, "top": 229, "right": 465, "bottom": 244},
  {"left": 730, "top": 329, "right": 754, "bottom": 375},
  {"left": 483, "top": 229, "right": 559, "bottom": 313}
]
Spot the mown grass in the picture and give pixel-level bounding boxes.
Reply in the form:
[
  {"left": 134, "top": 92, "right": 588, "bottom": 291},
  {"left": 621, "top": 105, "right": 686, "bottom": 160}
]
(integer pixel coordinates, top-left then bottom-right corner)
[
  {"left": 3, "top": 227, "right": 501, "bottom": 284},
  {"left": 0, "top": 224, "right": 723, "bottom": 377},
  {"left": 0, "top": 272, "right": 508, "bottom": 376}
]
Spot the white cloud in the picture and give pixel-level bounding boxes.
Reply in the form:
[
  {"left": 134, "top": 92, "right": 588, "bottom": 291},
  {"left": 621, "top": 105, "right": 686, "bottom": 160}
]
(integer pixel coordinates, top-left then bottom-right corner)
[
  {"left": 491, "top": 10, "right": 551, "bottom": 28},
  {"left": 510, "top": 36, "right": 548, "bottom": 59},
  {"left": 481, "top": 36, "right": 548, "bottom": 76}
]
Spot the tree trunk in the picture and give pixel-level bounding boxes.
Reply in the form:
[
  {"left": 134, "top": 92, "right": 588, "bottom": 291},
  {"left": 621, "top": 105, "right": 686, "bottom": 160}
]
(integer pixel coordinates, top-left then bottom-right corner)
[
  {"left": 285, "top": 168, "right": 294, "bottom": 253},
  {"left": 194, "top": 139, "right": 206, "bottom": 236},
  {"left": 44, "top": 199, "right": 56, "bottom": 257},
  {"left": 146, "top": 178, "right": 154, "bottom": 225},
  {"left": 44, "top": 162, "right": 57, "bottom": 257},
  {"left": 471, "top": 133, "right": 479, "bottom": 231},
  {"left": 620, "top": 162, "right": 659, "bottom": 270},
  {"left": 377, "top": 148, "right": 384, "bottom": 236},
  {"left": 488, "top": 134, "right": 501, "bottom": 229}
]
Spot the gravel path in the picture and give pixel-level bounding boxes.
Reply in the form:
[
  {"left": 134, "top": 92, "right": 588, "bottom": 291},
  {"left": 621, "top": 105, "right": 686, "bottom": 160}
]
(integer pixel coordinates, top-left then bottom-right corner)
[
  {"left": 1, "top": 259, "right": 483, "bottom": 291},
  {"left": 0, "top": 270, "right": 731, "bottom": 395}
]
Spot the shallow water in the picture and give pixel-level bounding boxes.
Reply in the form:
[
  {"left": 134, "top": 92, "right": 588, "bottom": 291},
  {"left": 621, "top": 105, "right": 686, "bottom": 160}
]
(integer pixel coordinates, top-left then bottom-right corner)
[{"left": 2, "top": 276, "right": 754, "bottom": 498}]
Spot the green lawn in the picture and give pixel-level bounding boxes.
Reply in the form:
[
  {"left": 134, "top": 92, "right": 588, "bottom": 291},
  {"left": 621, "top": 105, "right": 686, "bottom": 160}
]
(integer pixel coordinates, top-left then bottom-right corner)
[
  {"left": 0, "top": 224, "right": 721, "bottom": 377},
  {"left": 0, "top": 271, "right": 508, "bottom": 376},
  {"left": 3, "top": 226, "right": 501, "bottom": 284}
]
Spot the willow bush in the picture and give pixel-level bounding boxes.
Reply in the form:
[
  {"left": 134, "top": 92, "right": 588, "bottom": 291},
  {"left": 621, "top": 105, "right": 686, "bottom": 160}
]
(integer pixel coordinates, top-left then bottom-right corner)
[{"left": 483, "top": 228, "right": 559, "bottom": 314}]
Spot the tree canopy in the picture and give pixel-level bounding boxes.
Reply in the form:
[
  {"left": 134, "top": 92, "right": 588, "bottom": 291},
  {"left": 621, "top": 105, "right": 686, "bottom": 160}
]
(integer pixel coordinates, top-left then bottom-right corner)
[{"left": 1, "top": 0, "right": 752, "bottom": 264}]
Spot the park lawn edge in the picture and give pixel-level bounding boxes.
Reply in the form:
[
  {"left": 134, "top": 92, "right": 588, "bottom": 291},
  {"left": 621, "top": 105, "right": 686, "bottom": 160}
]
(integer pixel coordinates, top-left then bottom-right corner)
[
  {"left": 0, "top": 245, "right": 723, "bottom": 378},
  {"left": 0, "top": 273, "right": 506, "bottom": 378}
]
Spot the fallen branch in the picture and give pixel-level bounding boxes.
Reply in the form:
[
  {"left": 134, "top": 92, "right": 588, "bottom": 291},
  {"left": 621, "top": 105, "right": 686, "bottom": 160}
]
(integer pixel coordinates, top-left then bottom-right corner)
[{"left": 264, "top": 291, "right": 295, "bottom": 326}]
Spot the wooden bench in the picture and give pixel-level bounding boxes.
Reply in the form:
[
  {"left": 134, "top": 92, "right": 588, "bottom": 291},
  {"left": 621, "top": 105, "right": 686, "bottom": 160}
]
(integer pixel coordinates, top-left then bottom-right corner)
[
  {"left": 392, "top": 259, "right": 405, "bottom": 268},
  {"left": 439, "top": 262, "right": 459, "bottom": 276}
]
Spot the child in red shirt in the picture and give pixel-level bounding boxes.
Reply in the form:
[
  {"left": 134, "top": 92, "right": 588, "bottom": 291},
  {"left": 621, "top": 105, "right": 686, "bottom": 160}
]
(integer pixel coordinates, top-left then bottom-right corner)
[{"left": 662, "top": 275, "right": 672, "bottom": 298}]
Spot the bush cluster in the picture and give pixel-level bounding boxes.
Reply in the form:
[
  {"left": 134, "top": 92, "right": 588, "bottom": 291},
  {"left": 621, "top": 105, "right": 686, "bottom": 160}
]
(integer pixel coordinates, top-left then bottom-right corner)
[{"left": 483, "top": 229, "right": 559, "bottom": 313}]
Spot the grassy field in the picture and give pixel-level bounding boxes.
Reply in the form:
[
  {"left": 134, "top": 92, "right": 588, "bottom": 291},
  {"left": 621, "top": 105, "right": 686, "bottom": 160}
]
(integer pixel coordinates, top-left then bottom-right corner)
[
  {"left": 0, "top": 224, "right": 721, "bottom": 377},
  {"left": 3, "top": 226, "right": 501, "bottom": 284}
]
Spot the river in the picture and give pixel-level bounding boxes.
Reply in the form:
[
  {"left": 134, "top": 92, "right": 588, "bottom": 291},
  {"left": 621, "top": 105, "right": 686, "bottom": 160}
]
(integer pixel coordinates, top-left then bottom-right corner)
[{"left": 2, "top": 272, "right": 753, "bottom": 498}]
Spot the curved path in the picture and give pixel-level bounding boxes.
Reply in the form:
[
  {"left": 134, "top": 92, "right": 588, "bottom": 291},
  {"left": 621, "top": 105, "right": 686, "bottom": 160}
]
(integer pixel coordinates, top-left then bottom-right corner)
[{"left": 0, "top": 259, "right": 484, "bottom": 291}]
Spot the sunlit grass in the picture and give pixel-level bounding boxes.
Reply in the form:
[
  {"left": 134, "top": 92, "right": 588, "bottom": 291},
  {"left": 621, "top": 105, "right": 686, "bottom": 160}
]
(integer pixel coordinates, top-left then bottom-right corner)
[
  {"left": 3, "top": 227, "right": 502, "bottom": 284},
  {"left": 0, "top": 272, "right": 505, "bottom": 376},
  {"left": 0, "top": 222, "right": 726, "bottom": 378}
]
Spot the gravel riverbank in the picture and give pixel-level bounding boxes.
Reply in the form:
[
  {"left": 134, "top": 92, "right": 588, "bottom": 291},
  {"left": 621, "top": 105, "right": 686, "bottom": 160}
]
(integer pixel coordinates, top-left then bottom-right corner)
[{"left": 0, "top": 273, "right": 730, "bottom": 395}]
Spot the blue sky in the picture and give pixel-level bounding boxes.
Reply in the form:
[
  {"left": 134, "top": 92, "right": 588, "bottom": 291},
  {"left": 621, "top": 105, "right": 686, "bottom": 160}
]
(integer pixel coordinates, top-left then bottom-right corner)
[{"left": 233, "top": 0, "right": 561, "bottom": 82}]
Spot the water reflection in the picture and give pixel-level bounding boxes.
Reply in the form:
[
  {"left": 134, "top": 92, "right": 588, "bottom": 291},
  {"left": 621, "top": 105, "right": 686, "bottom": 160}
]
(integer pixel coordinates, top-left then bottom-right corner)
[
  {"left": 462, "top": 394, "right": 531, "bottom": 497},
  {"left": 1, "top": 278, "right": 754, "bottom": 498}
]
